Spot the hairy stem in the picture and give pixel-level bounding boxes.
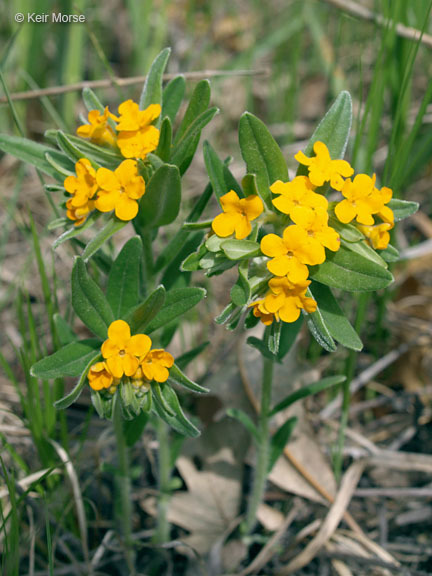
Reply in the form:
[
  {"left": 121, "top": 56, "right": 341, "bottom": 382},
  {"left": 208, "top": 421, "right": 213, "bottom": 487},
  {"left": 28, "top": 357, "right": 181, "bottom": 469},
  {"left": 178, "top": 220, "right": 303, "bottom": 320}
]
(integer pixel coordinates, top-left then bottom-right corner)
[
  {"left": 245, "top": 354, "right": 274, "bottom": 533},
  {"left": 113, "top": 398, "right": 136, "bottom": 573},
  {"left": 154, "top": 418, "right": 172, "bottom": 544}
]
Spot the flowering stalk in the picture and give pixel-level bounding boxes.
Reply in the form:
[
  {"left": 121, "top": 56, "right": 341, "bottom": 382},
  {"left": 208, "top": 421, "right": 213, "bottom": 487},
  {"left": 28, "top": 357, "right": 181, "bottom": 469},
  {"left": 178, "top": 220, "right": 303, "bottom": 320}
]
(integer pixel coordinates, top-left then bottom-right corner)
[
  {"left": 113, "top": 397, "right": 136, "bottom": 573},
  {"left": 244, "top": 348, "right": 274, "bottom": 533},
  {"left": 154, "top": 418, "right": 171, "bottom": 544}
]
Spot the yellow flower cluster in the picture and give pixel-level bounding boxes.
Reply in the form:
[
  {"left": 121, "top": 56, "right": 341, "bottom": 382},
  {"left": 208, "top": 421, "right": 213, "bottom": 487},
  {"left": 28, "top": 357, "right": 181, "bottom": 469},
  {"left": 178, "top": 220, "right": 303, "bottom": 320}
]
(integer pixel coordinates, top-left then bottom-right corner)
[
  {"left": 64, "top": 100, "right": 161, "bottom": 226},
  {"left": 77, "top": 100, "right": 161, "bottom": 160},
  {"left": 65, "top": 158, "right": 145, "bottom": 224},
  {"left": 210, "top": 141, "right": 395, "bottom": 325},
  {"left": 87, "top": 320, "right": 174, "bottom": 393}
]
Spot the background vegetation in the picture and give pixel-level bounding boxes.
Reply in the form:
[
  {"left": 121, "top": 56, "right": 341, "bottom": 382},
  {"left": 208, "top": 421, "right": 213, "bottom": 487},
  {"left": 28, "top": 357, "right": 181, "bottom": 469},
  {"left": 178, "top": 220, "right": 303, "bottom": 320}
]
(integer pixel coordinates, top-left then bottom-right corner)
[{"left": 1, "top": 1, "right": 431, "bottom": 574}]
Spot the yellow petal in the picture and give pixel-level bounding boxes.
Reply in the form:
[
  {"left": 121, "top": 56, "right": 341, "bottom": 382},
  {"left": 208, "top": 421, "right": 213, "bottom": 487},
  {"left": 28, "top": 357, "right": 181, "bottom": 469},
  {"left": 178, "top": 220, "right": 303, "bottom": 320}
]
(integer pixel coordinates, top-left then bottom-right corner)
[
  {"left": 123, "top": 354, "right": 139, "bottom": 377},
  {"left": 212, "top": 212, "right": 236, "bottom": 237},
  {"left": 108, "top": 319, "right": 131, "bottom": 346},
  {"left": 267, "top": 255, "right": 291, "bottom": 277},
  {"left": 335, "top": 199, "right": 356, "bottom": 223},
  {"left": 294, "top": 150, "right": 312, "bottom": 166},
  {"left": 106, "top": 355, "right": 124, "bottom": 379},
  {"left": 125, "top": 176, "right": 145, "bottom": 200},
  {"left": 114, "top": 159, "right": 137, "bottom": 187},
  {"left": 96, "top": 167, "right": 119, "bottom": 192},
  {"left": 234, "top": 215, "right": 251, "bottom": 239},
  {"left": 220, "top": 190, "right": 241, "bottom": 213},
  {"left": 101, "top": 339, "right": 119, "bottom": 359},
  {"left": 128, "top": 334, "right": 152, "bottom": 358},
  {"left": 260, "top": 234, "right": 285, "bottom": 257},
  {"left": 94, "top": 190, "right": 118, "bottom": 213},
  {"left": 279, "top": 299, "right": 301, "bottom": 323},
  {"left": 115, "top": 196, "right": 139, "bottom": 221},
  {"left": 285, "top": 259, "right": 310, "bottom": 284},
  {"left": 242, "top": 195, "right": 263, "bottom": 220}
]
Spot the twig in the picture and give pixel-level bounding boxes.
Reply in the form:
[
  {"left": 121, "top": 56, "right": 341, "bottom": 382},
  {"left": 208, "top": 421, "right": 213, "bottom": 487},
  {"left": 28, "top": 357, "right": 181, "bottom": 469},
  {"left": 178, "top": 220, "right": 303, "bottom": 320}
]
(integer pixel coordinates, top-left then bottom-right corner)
[
  {"left": 354, "top": 487, "right": 432, "bottom": 498},
  {"left": 0, "top": 69, "right": 270, "bottom": 103},
  {"left": 321, "top": 0, "right": 432, "bottom": 49},
  {"left": 320, "top": 550, "right": 428, "bottom": 576}
]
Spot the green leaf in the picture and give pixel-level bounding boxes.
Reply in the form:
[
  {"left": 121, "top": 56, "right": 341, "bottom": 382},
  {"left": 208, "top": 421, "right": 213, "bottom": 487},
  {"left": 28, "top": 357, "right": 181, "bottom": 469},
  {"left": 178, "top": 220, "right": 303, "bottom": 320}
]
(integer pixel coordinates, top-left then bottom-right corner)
[
  {"left": 54, "top": 352, "right": 101, "bottom": 410},
  {"left": 82, "top": 87, "right": 104, "bottom": 113},
  {"left": 171, "top": 107, "right": 219, "bottom": 175},
  {"left": 71, "top": 258, "right": 114, "bottom": 339},
  {"left": 139, "top": 47, "right": 171, "bottom": 118},
  {"left": 203, "top": 140, "right": 242, "bottom": 202},
  {"left": 81, "top": 218, "right": 127, "bottom": 261},
  {"left": 267, "top": 321, "right": 282, "bottom": 355},
  {"left": 30, "top": 339, "right": 101, "bottom": 379},
  {"left": 341, "top": 238, "right": 388, "bottom": 269},
  {"left": 145, "top": 287, "right": 206, "bottom": 333},
  {"left": 247, "top": 336, "right": 277, "bottom": 360},
  {"left": 153, "top": 386, "right": 200, "bottom": 437},
  {"left": 239, "top": 112, "right": 288, "bottom": 207},
  {"left": 268, "top": 417, "right": 297, "bottom": 472},
  {"left": 124, "top": 411, "right": 150, "bottom": 447},
  {"left": 270, "top": 376, "right": 345, "bottom": 417},
  {"left": 277, "top": 317, "right": 303, "bottom": 360},
  {"left": 155, "top": 117, "right": 172, "bottom": 161},
  {"left": 310, "top": 245, "right": 394, "bottom": 292},
  {"left": 309, "top": 282, "right": 363, "bottom": 351},
  {"left": 226, "top": 408, "right": 259, "bottom": 442},
  {"left": 127, "top": 285, "right": 166, "bottom": 334},
  {"left": 152, "top": 383, "right": 176, "bottom": 416},
  {"left": 45, "top": 152, "right": 75, "bottom": 178},
  {"left": 221, "top": 239, "right": 260, "bottom": 260},
  {"left": 136, "top": 164, "right": 181, "bottom": 228},
  {"left": 156, "top": 182, "right": 213, "bottom": 272},
  {"left": 57, "top": 132, "right": 123, "bottom": 168},
  {"left": 329, "top": 217, "right": 364, "bottom": 242},
  {"left": 175, "top": 342, "right": 209, "bottom": 370},
  {"left": 297, "top": 91, "right": 352, "bottom": 177},
  {"left": 53, "top": 212, "right": 101, "bottom": 250},
  {"left": 168, "top": 363, "right": 209, "bottom": 394},
  {"left": 162, "top": 75, "right": 186, "bottom": 124},
  {"left": 56, "top": 131, "right": 88, "bottom": 163},
  {"left": 174, "top": 79, "right": 211, "bottom": 144},
  {"left": 215, "top": 302, "right": 237, "bottom": 325},
  {"left": 387, "top": 199, "right": 419, "bottom": 221},
  {"left": 53, "top": 314, "right": 76, "bottom": 346},
  {"left": 0, "top": 134, "right": 74, "bottom": 180},
  {"left": 380, "top": 244, "right": 399, "bottom": 262},
  {"left": 107, "top": 237, "right": 143, "bottom": 318},
  {"left": 306, "top": 291, "right": 337, "bottom": 353}
]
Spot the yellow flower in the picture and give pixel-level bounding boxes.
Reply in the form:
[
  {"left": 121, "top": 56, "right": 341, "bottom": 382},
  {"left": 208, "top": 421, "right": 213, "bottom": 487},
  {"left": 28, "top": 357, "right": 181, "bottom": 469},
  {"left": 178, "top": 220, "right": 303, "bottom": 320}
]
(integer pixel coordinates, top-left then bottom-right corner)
[
  {"left": 291, "top": 207, "right": 340, "bottom": 253},
  {"left": 212, "top": 190, "right": 264, "bottom": 240},
  {"left": 76, "top": 107, "right": 117, "bottom": 147},
  {"left": 295, "top": 141, "right": 353, "bottom": 190},
  {"left": 101, "top": 320, "right": 152, "bottom": 379},
  {"left": 271, "top": 176, "right": 328, "bottom": 218},
  {"left": 94, "top": 159, "right": 146, "bottom": 221},
  {"left": 250, "top": 301, "right": 275, "bottom": 325},
  {"left": 260, "top": 225, "right": 323, "bottom": 282},
  {"left": 115, "top": 100, "right": 161, "bottom": 159},
  {"left": 88, "top": 361, "right": 114, "bottom": 391},
  {"left": 64, "top": 158, "right": 98, "bottom": 226},
  {"left": 358, "top": 222, "right": 392, "bottom": 250},
  {"left": 335, "top": 173, "right": 384, "bottom": 226},
  {"left": 262, "top": 277, "right": 317, "bottom": 323},
  {"left": 140, "top": 349, "right": 174, "bottom": 383},
  {"left": 375, "top": 186, "right": 394, "bottom": 226}
]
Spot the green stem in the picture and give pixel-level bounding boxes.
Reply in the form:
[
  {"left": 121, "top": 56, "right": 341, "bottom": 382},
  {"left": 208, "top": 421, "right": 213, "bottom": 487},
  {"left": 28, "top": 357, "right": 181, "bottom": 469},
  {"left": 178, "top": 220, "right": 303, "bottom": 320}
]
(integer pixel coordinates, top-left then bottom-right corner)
[
  {"left": 334, "top": 293, "right": 370, "bottom": 481},
  {"left": 113, "top": 399, "right": 136, "bottom": 573},
  {"left": 154, "top": 418, "right": 171, "bottom": 544},
  {"left": 245, "top": 354, "right": 274, "bottom": 534},
  {"left": 139, "top": 228, "right": 154, "bottom": 293}
]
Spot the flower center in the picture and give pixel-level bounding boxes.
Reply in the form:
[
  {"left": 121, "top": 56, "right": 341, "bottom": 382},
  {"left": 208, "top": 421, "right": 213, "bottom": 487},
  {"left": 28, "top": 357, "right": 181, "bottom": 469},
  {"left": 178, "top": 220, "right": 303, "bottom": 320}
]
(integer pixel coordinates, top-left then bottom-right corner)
[{"left": 119, "top": 349, "right": 126, "bottom": 356}]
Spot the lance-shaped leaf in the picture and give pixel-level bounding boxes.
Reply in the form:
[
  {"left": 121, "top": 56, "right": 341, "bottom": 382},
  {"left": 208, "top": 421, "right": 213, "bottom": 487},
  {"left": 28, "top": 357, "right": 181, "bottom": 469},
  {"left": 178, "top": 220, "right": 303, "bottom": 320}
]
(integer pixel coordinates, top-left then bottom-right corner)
[
  {"left": 153, "top": 385, "right": 200, "bottom": 437},
  {"left": 268, "top": 417, "right": 298, "bottom": 472},
  {"left": 56, "top": 131, "right": 122, "bottom": 168},
  {"left": 239, "top": 112, "right": 288, "bottom": 207},
  {"left": 82, "top": 87, "right": 104, "bottom": 113},
  {"left": 139, "top": 47, "right": 171, "bottom": 120},
  {"left": 54, "top": 352, "right": 101, "bottom": 409},
  {"left": 174, "top": 79, "right": 211, "bottom": 144},
  {"left": 31, "top": 339, "right": 101, "bottom": 379},
  {"left": 82, "top": 218, "right": 127, "bottom": 261},
  {"left": 127, "top": 285, "right": 166, "bottom": 333},
  {"left": 306, "top": 291, "right": 337, "bottom": 353},
  {"left": 71, "top": 258, "right": 114, "bottom": 339},
  {"left": 136, "top": 164, "right": 181, "bottom": 228},
  {"left": 297, "top": 90, "right": 352, "bottom": 177},
  {"left": 221, "top": 239, "right": 260, "bottom": 260},
  {"left": 107, "top": 237, "right": 143, "bottom": 318},
  {"left": 309, "top": 282, "right": 363, "bottom": 351},
  {"left": 0, "top": 134, "right": 74, "bottom": 180},
  {"left": 155, "top": 117, "right": 172, "bottom": 161},
  {"left": 162, "top": 75, "right": 186, "bottom": 124},
  {"left": 145, "top": 287, "right": 206, "bottom": 333},
  {"left": 168, "top": 363, "right": 208, "bottom": 394},
  {"left": 310, "top": 245, "right": 394, "bottom": 292},
  {"left": 171, "top": 107, "right": 219, "bottom": 175},
  {"left": 387, "top": 198, "right": 419, "bottom": 221},
  {"left": 53, "top": 212, "right": 101, "bottom": 250},
  {"left": 203, "top": 140, "right": 242, "bottom": 202},
  {"left": 227, "top": 408, "right": 259, "bottom": 443}
]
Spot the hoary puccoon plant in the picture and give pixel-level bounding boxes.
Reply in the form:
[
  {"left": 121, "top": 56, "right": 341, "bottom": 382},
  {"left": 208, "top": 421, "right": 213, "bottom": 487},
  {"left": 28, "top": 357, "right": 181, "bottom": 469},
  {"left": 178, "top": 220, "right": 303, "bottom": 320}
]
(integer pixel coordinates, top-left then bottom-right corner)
[{"left": 0, "top": 48, "right": 418, "bottom": 557}]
